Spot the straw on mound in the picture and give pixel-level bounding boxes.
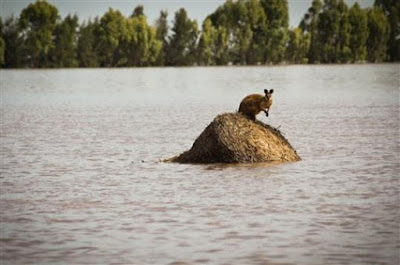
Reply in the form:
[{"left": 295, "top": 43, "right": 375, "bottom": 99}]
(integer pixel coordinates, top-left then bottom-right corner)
[{"left": 165, "top": 113, "right": 300, "bottom": 163}]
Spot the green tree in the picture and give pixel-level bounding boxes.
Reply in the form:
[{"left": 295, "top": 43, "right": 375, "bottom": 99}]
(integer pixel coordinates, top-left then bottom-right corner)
[
  {"left": 232, "top": 24, "right": 253, "bottom": 64},
  {"left": 97, "top": 8, "right": 127, "bottom": 66},
  {"left": 197, "top": 18, "right": 217, "bottom": 65},
  {"left": 337, "top": 0, "right": 351, "bottom": 62},
  {"left": 131, "top": 5, "right": 144, "bottom": 18},
  {"left": 0, "top": 37, "right": 4, "bottom": 67},
  {"left": 212, "top": 0, "right": 251, "bottom": 64},
  {"left": 245, "top": 0, "right": 267, "bottom": 64},
  {"left": 166, "top": 8, "right": 198, "bottom": 66},
  {"left": 374, "top": 0, "right": 400, "bottom": 61},
  {"left": 300, "top": 0, "right": 322, "bottom": 63},
  {"left": 228, "top": 0, "right": 252, "bottom": 64},
  {"left": 77, "top": 18, "right": 100, "bottom": 67},
  {"left": 366, "top": 6, "right": 390, "bottom": 62},
  {"left": 145, "top": 26, "right": 162, "bottom": 66},
  {"left": 155, "top": 11, "right": 169, "bottom": 65},
  {"left": 286, "top": 27, "right": 310, "bottom": 63},
  {"left": 348, "top": 3, "right": 368, "bottom": 62},
  {"left": 123, "top": 15, "right": 162, "bottom": 66},
  {"left": 214, "top": 26, "right": 230, "bottom": 65},
  {"left": 299, "top": 0, "right": 322, "bottom": 31},
  {"left": 85, "top": 7, "right": 161, "bottom": 67},
  {"left": 19, "top": 0, "right": 59, "bottom": 67},
  {"left": 2, "top": 16, "right": 25, "bottom": 68},
  {"left": 207, "top": 0, "right": 267, "bottom": 64},
  {"left": 207, "top": 0, "right": 240, "bottom": 64},
  {"left": 0, "top": 18, "right": 4, "bottom": 66},
  {"left": 208, "top": 3, "right": 230, "bottom": 27},
  {"left": 317, "top": 0, "right": 351, "bottom": 63},
  {"left": 51, "top": 14, "right": 79, "bottom": 67},
  {"left": 317, "top": 0, "right": 338, "bottom": 63},
  {"left": 260, "top": 0, "right": 289, "bottom": 63}
]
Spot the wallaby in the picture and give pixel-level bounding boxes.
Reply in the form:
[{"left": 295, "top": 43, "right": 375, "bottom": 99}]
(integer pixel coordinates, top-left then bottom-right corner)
[{"left": 238, "top": 89, "right": 274, "bottom": 120}]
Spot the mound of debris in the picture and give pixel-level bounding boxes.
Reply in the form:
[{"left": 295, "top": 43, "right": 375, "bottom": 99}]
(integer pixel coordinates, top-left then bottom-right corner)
[{"left": 164, "top": 113, "right": 300, "bottom": 164}]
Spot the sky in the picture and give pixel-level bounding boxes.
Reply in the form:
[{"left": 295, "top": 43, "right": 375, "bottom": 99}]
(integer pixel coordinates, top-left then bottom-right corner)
[{"left": 1, "top": 0, "right": 374, "bottom": 28}]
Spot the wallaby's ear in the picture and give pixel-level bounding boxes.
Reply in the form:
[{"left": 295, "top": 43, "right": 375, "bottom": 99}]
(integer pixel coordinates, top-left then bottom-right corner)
[
  {"left": 264, "top": 89, "right": 268, "bottom": 94},
  {"left": 270, "top": 89, "right": 274, "bottom": 94}
]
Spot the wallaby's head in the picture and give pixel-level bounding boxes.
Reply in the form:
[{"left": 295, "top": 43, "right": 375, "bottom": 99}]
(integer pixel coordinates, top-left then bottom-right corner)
[{"left": 264, "top": 89, "right": 274, "bottom": 101}]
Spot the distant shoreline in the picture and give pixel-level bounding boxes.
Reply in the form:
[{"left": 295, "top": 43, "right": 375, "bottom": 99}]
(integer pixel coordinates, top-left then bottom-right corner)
[
  {"left": 1, "top": 62, "right": 399, "bottom": 71},
  {"left": 1, "top": 0, "right": 398, "bottom": 69}
]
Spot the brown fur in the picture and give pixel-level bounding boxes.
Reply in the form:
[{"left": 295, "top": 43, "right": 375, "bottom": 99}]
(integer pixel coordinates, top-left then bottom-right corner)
[{"left": 238, "top": 89, "right": 273, "bottom": 120}]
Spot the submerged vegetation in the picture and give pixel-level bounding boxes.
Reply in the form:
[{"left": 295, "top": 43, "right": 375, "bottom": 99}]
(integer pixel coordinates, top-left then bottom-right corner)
[{"left": 0, "top": 0, "right": 398, "bottom": 68}]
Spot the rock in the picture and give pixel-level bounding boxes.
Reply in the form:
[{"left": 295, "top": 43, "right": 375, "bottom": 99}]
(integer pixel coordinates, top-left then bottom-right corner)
[{"left": 165, "top": 113, "right": 300, "bottom": 164}]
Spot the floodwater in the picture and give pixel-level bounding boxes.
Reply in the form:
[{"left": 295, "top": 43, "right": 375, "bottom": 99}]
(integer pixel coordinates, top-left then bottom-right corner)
[{"left": 1, "top": 65, "right": 399, "bottom": 265}]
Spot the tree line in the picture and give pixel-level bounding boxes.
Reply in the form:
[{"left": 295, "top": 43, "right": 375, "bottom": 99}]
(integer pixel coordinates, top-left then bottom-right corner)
[{"left": 0, "top": 0, "right": 398, "bottom": 68}]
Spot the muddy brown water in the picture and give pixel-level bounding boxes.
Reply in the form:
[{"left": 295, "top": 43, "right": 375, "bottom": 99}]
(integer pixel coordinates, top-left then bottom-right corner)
[{"left": 1, "top": 65, "right": 399, "bottom": 264}]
